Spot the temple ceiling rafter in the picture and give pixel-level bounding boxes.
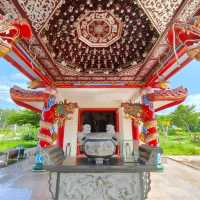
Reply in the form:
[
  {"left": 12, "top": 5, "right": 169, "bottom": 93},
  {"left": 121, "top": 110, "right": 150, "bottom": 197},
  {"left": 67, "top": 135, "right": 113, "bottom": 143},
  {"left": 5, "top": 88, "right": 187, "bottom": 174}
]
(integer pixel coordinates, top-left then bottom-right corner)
[{"left": 0, "top": 0, "right": 199, "bottom": 85}]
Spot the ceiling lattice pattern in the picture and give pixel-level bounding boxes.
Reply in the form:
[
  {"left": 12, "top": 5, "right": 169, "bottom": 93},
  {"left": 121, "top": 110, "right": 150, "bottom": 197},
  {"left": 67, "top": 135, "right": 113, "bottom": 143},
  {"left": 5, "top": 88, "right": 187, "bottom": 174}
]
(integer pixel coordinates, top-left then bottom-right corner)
[
  {"left": 18, "top": 0, "right": 61, "bottom": 31},
  {"left": 77, "top": 10, "right": 123, "bottom": 48},
  {"left": 41, "top": 0, "right": 159, "bottom": 74},
  {"left": 0, "top": 0, "right": 199, "bottom": 84},
  {"left": 137, "top": 0, "right": 183, "bottom": 33}
]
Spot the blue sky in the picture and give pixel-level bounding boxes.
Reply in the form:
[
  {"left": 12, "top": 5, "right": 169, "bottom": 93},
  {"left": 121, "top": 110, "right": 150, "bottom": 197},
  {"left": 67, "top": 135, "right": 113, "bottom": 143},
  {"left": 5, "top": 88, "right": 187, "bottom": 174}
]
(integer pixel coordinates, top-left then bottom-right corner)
[
  {"left": 0, "top": 57, "right": 200, "bottom": 113},
  {"left": 0, "top": 58, "right": 29, "bottom": 109}
]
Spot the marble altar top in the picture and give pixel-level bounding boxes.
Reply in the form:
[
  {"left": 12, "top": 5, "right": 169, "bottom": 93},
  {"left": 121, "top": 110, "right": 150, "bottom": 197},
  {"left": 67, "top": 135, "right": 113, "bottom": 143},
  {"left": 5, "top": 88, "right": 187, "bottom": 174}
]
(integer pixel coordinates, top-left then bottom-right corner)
[{"left": 44, "top": 157, "right": 162, "bottom": 173}]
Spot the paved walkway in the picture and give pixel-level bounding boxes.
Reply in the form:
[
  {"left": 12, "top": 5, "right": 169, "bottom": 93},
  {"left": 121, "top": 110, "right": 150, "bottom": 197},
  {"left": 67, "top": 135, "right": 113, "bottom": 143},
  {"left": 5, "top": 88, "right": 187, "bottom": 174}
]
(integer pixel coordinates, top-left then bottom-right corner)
[
  {"left": 0, "top": 159, "right": 51, "bottom": 200},
  {"left": 0, "top": 157, "right": 200, "bottom": 200},
  {"left": 148, "top": 157, "right": 200, "bottom": 200}
]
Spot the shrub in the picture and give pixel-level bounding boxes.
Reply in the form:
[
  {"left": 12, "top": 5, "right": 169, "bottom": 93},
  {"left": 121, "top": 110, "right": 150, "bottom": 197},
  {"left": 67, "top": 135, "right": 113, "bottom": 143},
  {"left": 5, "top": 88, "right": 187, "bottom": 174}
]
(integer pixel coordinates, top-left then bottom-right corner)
[
  {"left": 18, "top": 125, "right": 38, "bottom": 141},
  {"left": 21, "top": 133, "right": 35, "bottom": 141},
  {"left": 0, "top": 128, "right": 16, "bottom": 137}
]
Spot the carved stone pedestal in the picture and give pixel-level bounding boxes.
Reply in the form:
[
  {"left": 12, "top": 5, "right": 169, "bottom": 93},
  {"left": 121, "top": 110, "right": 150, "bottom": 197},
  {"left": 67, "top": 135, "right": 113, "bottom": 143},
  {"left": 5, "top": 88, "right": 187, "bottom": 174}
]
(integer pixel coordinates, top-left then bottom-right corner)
[{"left": 49, "top": 172, "right": 151, "bottom": 200}]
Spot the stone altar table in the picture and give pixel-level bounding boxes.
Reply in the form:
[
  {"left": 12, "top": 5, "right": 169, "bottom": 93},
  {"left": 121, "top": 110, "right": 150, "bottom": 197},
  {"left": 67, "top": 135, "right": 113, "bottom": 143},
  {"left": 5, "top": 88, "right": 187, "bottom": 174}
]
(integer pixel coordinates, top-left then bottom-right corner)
[{"left": 45, "top": 158, "right": 161, "bottom": 200}]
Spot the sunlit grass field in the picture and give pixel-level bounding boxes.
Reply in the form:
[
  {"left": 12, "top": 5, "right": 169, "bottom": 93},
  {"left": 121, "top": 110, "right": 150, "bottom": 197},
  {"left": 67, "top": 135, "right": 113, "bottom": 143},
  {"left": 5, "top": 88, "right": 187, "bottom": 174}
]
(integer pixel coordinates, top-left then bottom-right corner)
[
  {"left": 0, "top": 126, "right": 38, "bottom": 152},
  {"left": 0, "top": 140, "right": 37, "bottom": 152},
  {"left": 0, "top": 129, "right": 200, "bottom": 155},
  {"left": 160, "top": 132, "right": 200, "bottom": 155}
]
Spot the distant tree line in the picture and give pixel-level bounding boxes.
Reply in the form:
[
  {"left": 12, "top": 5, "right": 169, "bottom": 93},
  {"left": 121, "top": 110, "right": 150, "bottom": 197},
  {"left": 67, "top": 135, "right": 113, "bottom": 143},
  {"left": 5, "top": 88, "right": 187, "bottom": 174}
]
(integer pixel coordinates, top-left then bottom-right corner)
[
  {"left": 157, "top": 104, "right": 200, "bottom": 135},
  {"left": 0, "top": 109, "right": 40, "bottom": 128},
  {"left": 0, "top": 104, "right": 199, "bottom": 134}
]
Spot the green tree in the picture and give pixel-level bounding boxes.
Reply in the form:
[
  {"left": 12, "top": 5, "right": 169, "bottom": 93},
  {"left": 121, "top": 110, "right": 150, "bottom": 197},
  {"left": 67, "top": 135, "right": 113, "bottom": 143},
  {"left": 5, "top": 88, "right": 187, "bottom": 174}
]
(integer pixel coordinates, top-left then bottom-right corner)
[
  {"left": 0, "top": 109, "right": 16, "bottom": 128},
  {"left": 157, "top": 115, "right": 171, "bottom": 137},
  {"left": 170, "top": 104, "right": 200, "bottom": 132},
  {"left": 6, "top": 109, "right": 40, "bottom": 127}
]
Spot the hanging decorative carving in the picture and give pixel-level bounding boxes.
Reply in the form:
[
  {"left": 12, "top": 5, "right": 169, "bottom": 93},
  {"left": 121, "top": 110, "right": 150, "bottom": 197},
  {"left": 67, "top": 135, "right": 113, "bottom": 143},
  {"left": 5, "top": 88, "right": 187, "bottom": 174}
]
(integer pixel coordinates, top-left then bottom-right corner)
[
  {"left": 167, "top": 15, "right": 200, "bottom": 62},
  {"left": 187, "top": 47, "right": 200, "bottom": 60}
]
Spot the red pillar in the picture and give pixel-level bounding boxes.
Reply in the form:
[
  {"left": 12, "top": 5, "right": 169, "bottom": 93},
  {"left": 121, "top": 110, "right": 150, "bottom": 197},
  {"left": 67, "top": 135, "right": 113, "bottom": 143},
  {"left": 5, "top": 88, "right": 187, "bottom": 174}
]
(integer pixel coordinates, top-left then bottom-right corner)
[
  {"left": 57, "top": 120, "right": 65, "bottom": 149},
  {"left": 132, "top": 119, "right": 140, "bottom": 160},
  {"left": 132, "top": 120, "right": 140, "bottom": 141}
]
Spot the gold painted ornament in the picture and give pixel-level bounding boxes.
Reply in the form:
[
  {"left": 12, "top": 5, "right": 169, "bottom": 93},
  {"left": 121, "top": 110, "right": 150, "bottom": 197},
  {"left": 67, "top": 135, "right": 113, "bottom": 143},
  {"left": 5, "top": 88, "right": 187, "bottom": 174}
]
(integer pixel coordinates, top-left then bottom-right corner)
[
  {"left": 187, "top": 47, "right": 200, "bottom": 60},
  {"left": 143, "top": 120, "right": 157, "bottom": 129},
  {"left": 0, "top": 44, "right": 11, "bottom": 56}
]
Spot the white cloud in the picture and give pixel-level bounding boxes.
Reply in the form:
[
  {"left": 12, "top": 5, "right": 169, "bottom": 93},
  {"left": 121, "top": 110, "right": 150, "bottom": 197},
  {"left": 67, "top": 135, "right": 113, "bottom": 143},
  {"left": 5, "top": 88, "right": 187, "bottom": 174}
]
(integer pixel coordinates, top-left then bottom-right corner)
[
  {"left": 0, "top": 97, "right": 12, "bottom": 103},
  {"left": 0, "top": 84, "right": 13, "bottom": 105},
  {"left": 157, "top": 93, "right": 200, "bottom": 115},
  {"left": 6, "top": 97, "right": 13, "bottom": 103},
  {"left": 10, "top": 72, "right": 29, "bottom": 81},
  {"left": 15, "top": 83, "right": 27, "bottom": 89},
  {"left": 0, "top": 80, "right": 28, "bottom": 107},
  {"left": 185, "top": 93, "right": 200, "bottom": 111},
  {"left": 0, "top": 84, "right": 10, "bottom": 91},
  {"left": 157, "top": 107, "right": 176, "bottom": 115}
]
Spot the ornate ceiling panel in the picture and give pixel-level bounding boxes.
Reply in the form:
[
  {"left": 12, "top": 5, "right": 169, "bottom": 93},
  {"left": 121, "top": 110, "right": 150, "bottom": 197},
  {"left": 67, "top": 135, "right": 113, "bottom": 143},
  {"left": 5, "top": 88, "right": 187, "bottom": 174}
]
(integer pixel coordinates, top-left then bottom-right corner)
[
  {"left": 137, "top": 0, "right": 183, "bottom": 33},
  {"left": 178, "top": 0, "right": 200, "bottom": 22},
  {"left": 18, "top": 0, "right": 61, "bottom": 31},
  {"left": 0, "top": 0, "right": 199, "bottom": 85},
  {"left": 0, "top": 0, "right": 19, "bottom": 18},
  {"left": 41, "top": 0, "right": 159, "bottom": 75},
  {"left": 77, "top": 10, "right": 123, "bottom": 48}
]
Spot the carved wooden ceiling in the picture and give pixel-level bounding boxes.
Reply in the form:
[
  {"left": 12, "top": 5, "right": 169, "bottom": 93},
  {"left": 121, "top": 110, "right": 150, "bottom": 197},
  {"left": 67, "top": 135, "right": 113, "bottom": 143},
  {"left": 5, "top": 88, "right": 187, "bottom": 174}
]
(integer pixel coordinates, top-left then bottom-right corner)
[
  {"left": 41, "top": 0, "right": 159, "bottom": 75},
  {"left": 1, "top": 0, "right": 200, "bottom": 85}
]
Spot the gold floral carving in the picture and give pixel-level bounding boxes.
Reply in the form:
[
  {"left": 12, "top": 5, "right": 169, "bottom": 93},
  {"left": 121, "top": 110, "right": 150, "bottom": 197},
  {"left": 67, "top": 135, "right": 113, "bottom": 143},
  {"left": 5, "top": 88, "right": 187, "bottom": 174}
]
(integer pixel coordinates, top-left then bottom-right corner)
[
  {"left": 18, "top": 0, "right": 61, "bottom": 31},
  {"left": 137, "top": 0, "right": 183, "bottom": 33}
]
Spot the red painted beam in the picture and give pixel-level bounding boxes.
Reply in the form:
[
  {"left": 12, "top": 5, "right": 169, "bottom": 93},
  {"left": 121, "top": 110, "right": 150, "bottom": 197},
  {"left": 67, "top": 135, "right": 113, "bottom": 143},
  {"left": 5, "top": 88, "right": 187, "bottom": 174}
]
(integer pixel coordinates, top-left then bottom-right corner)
[
  {"left": 4, "top": 54, "right": 35, "bottom": 81},
  {"left": 146, "top": 46, "right": 188, "bottom": 86},
  {"left": 12, "top": 45, "right": 52, "bottom": 85},
  {"left": 12, "top": 99, "right": 41, "bottom": 113},
  {"left": 164, "top": 57, "right": 192, "bottom": 80},
  {"left": 17, "top": 44, "right": 56, "bottom": 81},
  {"left": 155, "top": 99, "right": 185, "bottom": 112},
  {"left": 55, "top": 83, "right": 145, "bottom": 88},
  {"left": 11, "top": 0, "right": 64, "bottom": 80}
]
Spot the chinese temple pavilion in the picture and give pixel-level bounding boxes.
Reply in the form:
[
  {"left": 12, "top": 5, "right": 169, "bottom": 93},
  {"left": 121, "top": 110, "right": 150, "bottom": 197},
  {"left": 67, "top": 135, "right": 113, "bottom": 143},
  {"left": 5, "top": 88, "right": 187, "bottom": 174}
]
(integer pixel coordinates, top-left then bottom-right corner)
[{"left": 0, "top": 0, "right": 199, "bottom": 199}]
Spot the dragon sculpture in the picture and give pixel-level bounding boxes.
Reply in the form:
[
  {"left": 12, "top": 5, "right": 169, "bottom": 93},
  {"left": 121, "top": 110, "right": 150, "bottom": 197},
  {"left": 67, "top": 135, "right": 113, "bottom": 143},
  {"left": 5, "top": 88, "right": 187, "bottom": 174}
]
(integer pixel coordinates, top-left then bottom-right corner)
[
  {"left": 167, "top": 16, "right": 200, "bottom": 61},
  {"left": 10, "top": 86, "right": 78, "bottom": 148},
  {"left": 10, "top": 85, "right": 187, "bottom": 148},
  {"left": 122, "top": 87, "right": 188, "bottom": 147},
  {"left": 0, "top": 15, "right": 32, "bottom": 56}
]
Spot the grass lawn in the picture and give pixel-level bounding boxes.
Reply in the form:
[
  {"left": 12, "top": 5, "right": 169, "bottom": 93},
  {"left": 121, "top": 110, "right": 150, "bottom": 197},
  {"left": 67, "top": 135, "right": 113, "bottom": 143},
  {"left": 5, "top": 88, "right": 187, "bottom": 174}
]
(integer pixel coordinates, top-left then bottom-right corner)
[
  {"left": 0, "top": 140, "right": 37, "bottom": 152},
  {"left": 160, "top": 133, "right": 200, "bottom": 155},
  {"left": 0, "top": 133, "right": 200, "bottom": 155}
]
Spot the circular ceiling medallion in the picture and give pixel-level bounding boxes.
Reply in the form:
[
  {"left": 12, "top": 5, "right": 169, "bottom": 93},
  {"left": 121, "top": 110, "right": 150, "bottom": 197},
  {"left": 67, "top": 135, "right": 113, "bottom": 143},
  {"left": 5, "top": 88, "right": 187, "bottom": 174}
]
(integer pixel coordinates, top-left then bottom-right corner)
[{"left": 77, "top": 11, "right": 123, "bottom": 47}]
